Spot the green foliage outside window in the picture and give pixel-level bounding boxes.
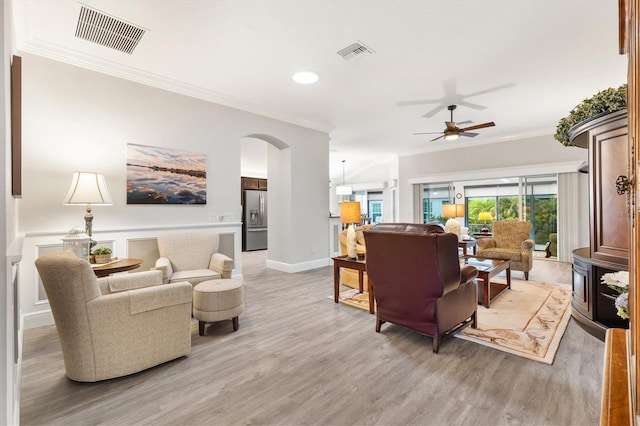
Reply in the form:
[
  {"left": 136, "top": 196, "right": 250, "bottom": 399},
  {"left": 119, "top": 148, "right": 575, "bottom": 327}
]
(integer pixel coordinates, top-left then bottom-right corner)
[
  {"left": 531, "top": 195, "right": 557, "bottom": 244},
  {"left": 497, "top": 196, "right": 519, "bottom": 220},
  {"left": 467, "top": 198, "right": 496, "bottom": 233}
]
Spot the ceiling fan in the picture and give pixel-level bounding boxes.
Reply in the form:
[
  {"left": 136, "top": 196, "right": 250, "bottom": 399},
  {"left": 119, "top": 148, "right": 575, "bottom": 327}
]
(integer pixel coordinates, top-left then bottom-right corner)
[{"left": 413, "top": 105, "right": 495, "bottom": 142}]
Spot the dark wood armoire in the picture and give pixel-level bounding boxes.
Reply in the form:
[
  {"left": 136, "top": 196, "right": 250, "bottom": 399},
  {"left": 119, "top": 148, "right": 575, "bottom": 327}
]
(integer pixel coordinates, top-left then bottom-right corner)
[{"left": 569, "top": 109, "right": 630, "bottom": 340}]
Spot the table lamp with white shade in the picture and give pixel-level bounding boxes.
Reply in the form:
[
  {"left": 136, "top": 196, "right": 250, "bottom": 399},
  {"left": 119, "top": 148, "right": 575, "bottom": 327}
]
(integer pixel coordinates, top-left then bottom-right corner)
[{"left": 63, "top": 172, "right": 113, "bottom": 247}]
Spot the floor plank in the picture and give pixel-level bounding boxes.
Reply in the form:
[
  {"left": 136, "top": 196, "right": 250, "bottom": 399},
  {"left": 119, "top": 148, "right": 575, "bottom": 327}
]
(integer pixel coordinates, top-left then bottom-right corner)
[{"left": 20, "top": 252, "right": 603, "bottom": 426}]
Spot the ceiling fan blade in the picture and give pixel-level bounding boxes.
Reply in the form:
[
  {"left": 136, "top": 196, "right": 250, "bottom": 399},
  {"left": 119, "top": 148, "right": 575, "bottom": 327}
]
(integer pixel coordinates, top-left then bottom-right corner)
[
  {"left": 461, "top": 121, "right": 495, "bottom": 132},
  {"left": 463, "top": 83, "right": 515, "bottom": 99},
  {"left": 397, "top": 98, "right": 441, "bottom": 106},
  {"left": 413, "top": 131, "right": 443, "bottom": 135},
  {"left": 430, "top": 135, "right": 445, "bottom": 142},
  {"left": 460, "top": 132, "right": 479, "bottom": 138},
  {"left": 455, "top": 100, "right": 487, "bottom": 111},
  {"left": 421, "top": 104, "right": 447, "bottom": 118},
  {"left": 456, "top": 120, "right": 473, "bottom": 126}
]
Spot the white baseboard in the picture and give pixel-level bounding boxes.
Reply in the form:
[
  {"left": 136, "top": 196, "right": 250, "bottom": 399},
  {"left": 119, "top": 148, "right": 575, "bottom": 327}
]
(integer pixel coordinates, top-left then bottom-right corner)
[
  {"left": 23, "top": 310, "right": 54, "bottom": 330},
  {"left": 266, "top": 258, "right": 330, "bottom": 273}
]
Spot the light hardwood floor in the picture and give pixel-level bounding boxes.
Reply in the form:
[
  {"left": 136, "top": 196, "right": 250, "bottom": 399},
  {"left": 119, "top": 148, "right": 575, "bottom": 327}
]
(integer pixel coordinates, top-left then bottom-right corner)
[{"left": 20, "top": 252, "right": 603, "bottom": 426}]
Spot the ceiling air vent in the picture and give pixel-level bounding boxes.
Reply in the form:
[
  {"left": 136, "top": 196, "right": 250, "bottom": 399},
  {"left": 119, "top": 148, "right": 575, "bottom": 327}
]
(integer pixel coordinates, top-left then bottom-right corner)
[
  {"left": 75, "top": 5, "right": 146, "bottom": 54},
  {"left": 337, "top": 41, "right": 374, "bottom": 60}
]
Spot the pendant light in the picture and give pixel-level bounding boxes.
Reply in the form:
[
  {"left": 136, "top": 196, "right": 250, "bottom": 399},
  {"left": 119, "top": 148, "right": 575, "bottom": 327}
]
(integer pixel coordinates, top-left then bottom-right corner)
[{"left": 336, "top": 160, "right": 353, "bottom": 195}]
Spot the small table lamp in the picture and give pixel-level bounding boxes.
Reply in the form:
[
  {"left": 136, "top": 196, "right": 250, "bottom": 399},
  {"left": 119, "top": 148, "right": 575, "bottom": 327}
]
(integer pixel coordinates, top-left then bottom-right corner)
[
  {"left": 340, "top": 201, "right": 361, "bottom": 259},
  {"left": 478, "top": 212, "right": 493, "bottom": 233},
  {"left": 63, "top": 172, "right": 113, "bottom": 247}
]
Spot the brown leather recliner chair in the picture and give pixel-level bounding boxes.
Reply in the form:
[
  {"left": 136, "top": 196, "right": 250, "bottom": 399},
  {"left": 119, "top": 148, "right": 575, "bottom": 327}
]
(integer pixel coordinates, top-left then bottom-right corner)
[{"left": 364, "top": 223, "right": 478, "bottom": 353}]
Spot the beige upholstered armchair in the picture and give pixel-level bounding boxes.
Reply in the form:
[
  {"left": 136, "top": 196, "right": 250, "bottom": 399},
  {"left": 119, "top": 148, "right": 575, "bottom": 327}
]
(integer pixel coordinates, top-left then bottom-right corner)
[
  {"left": 338, "top": 224, "right": 374, "bottom": 291},
  {"left": 476, "top": 220, "right": 535, "bottom": 280},
  {"left": 35, "top": 250, "right": 193, "bottom": 382},
  {"left": 153, "top": 232, "right": 234, "bottom": 286}
]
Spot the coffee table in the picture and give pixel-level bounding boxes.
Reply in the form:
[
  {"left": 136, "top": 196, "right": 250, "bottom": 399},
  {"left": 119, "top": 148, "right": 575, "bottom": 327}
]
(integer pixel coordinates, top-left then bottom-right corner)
[
  {"left": 460, "top": 255, "right": 511, "bottom": 308},
  {"left": 332, "top": 255, "right": 374, "bottom": 314}
]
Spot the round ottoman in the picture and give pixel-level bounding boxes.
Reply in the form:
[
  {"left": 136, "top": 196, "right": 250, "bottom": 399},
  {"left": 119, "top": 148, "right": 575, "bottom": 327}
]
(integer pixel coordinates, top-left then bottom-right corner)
[{"left": 193, "top": 279, "right": 245, "bottom": 335}]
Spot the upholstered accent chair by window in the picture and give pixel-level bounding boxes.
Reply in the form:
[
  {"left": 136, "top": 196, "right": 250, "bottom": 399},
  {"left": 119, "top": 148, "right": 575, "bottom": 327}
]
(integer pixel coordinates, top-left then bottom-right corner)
[
  {"left": 546, "top": 233, "right": 558, "bottom": 258},
  {"left": 476, "top": 220, "right": 535, "bottom": 280},
  {"left": 364, "top": 223, "right": 478, "bottom": 353},
  {"left": 338, "top": 224, "right": 375, "bottom": 291},
  {"left": 153, "top": 232, "right": 234, "bottom": 286},
  {"left": 35, "top": 250, "right": 193, "bottom": 382}
]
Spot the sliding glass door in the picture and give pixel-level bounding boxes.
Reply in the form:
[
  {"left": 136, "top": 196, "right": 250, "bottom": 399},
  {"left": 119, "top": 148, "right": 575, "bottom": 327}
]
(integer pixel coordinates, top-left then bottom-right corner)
[{"left": 420, "top": 175, "right": 558, "bottom": 249}]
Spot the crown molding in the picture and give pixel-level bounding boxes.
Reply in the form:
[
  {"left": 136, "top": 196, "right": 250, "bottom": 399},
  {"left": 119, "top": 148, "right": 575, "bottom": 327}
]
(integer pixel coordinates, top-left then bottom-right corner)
[{"left": 18, "top": 38, "right": 333, "bottom": 133}]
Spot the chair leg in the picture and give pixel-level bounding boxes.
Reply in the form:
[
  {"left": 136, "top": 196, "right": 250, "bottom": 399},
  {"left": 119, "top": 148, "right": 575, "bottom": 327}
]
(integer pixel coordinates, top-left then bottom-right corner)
[
  {"left": 199, "top": 320, "right": 206, "bottom": 336},
  {"left": 524, "top": 271, "right": 529, "bottom": 280},
  {"left": 232, "top": 316, "right": 239, "bottom": 331},
  {"left": 375, "top": 318, "right": 385, "bottom": 332},
  {"left": 433, "top": 335, "right": 440, "bottom": 353},
  {"left": 471, "top": 310, "right": 477, "bottom": 328}
]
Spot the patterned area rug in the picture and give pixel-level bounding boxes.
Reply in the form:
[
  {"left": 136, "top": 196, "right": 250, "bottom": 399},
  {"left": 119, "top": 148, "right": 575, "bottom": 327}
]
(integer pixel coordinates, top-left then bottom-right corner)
[
  {"left": 454, "top": 279, "right": 572, "bottom": 365},
  {"left": 334, "top": 279, "right": 572, "bottom": 365},
  {"left": 335, "top": 288, "right": 373, "bottom": 311}
]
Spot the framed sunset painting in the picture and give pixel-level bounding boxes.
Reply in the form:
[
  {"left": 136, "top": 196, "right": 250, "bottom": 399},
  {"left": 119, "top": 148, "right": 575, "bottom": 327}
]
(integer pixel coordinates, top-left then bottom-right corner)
[{"left": 126, "top": 143, "right": 207, "bottom": 204}]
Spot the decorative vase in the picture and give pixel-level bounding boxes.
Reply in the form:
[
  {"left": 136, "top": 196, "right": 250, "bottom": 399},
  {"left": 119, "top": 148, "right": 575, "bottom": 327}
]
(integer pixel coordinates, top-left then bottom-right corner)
[{"left": 347, "top": 224, "right": 358, "bottom": 258}]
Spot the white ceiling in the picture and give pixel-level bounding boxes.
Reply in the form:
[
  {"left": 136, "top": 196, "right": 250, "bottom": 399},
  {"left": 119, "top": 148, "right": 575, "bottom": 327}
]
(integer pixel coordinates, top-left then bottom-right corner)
[{"left": 12, "top": 0, "right": 627, "bottom": 184}]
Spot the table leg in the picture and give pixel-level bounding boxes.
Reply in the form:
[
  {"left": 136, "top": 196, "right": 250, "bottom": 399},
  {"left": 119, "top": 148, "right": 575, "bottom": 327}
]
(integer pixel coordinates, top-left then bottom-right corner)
[
  {"left": 358, "top": 270, "right": 364, "bottom": 294},
  {"left": 334, "top": 263, "right": 340, "bottom": 303},
  {"left": 506, "top": 265, "right": 511, "bottom": 289},
  {"left": 480, "top": 273, "right": 490, "bottom": 309}
]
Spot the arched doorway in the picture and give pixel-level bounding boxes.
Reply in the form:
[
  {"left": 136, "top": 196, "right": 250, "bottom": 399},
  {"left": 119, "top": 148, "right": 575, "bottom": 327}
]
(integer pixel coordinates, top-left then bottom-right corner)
[{"left": 240, "top": 134, "right": 289, "bottom": 271}]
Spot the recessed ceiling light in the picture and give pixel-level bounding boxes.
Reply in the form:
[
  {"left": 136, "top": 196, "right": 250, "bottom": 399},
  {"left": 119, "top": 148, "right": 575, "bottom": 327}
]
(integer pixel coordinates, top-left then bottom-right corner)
[{"left": 292, "top": 71, "right": 319, "bottom": 85}]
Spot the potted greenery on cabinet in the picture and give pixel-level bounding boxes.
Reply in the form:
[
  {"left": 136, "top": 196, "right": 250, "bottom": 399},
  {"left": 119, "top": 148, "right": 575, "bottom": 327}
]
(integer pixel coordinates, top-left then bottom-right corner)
[{"left": 554, "top": 84, "right": 627, "bottom": 147}]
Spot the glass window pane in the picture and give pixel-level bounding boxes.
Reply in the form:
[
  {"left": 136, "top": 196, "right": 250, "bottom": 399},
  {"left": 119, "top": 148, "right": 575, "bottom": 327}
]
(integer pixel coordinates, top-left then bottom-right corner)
[{"left": 422, "top": 183, "right": 451, "bottom": 224}]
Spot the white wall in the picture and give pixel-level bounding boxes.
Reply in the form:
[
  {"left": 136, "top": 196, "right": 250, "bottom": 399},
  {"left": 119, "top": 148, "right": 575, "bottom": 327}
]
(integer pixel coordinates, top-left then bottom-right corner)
[
  {"left": 241, "top": 137, "right": 268, "bottom": 179},
  {"left": 18, "top": 53, "right": 329, "bottom": 327},
  {"left": 333, "top": 136, "right": 588, "bottom": 230},
  {"left": 398, "top": 134, "right": 588, "bottom": 221}
]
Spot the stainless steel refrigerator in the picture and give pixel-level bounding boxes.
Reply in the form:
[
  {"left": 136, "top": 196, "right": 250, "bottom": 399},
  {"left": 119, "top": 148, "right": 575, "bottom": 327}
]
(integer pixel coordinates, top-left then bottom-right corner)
[{"left": 243, "top": 189, "right": 267, "bottom": 251}]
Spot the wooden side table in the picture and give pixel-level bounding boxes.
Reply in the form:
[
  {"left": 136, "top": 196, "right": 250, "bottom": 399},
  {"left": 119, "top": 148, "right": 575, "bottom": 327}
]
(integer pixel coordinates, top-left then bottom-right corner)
[
  {"left": 92, "top": 258, "right": 143, "bottom": 278},
  {"left": 458, "top": 239, "right": 477, "bottom": 255},
  {"left": 332, "top": 255, "right": 374, "bottom": 314}
]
